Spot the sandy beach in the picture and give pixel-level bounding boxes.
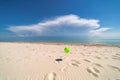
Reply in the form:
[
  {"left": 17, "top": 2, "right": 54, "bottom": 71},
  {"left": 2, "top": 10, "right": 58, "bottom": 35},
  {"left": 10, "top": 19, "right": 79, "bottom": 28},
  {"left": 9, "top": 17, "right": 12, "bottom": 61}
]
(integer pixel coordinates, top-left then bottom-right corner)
[{"left": 0, "top": 42, "right": 120, "bottom": 80}]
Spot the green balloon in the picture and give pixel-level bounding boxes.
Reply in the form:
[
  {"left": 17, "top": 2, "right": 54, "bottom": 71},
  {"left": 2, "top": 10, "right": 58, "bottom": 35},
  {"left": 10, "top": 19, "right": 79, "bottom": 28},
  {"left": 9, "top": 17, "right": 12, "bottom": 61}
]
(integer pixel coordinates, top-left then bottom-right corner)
[{"left": 64, "top": 47, "right": 70, "bottom": 54}]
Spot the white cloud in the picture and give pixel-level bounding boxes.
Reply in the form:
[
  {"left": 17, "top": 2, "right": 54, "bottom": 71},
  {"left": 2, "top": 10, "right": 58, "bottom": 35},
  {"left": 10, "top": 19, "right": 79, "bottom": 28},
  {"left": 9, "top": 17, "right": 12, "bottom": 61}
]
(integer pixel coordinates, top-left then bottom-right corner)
[
  {"left": 90, "top": 28, "right": 111, "bottom": 36},
  {"left": 7, "top": 14, "right": 109, "bottom": 37},
  {"left": 39, "top": 14, "right": 100, "bottom": 28}
]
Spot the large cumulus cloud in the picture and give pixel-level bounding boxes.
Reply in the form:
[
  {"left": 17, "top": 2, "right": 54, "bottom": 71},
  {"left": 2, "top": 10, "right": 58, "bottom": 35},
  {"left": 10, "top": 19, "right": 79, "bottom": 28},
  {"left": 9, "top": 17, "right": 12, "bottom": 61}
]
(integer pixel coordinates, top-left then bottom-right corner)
[{"left": 7, "top": 14, "right": 110, "bottom": 37}]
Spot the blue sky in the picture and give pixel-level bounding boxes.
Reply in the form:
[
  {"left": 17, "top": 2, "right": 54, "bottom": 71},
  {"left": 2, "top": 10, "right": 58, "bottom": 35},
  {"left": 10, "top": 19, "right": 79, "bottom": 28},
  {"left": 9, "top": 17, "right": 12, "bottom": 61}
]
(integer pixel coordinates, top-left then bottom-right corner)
[{"left": 0, "top": 0, "right": 120, "bottom": 39}]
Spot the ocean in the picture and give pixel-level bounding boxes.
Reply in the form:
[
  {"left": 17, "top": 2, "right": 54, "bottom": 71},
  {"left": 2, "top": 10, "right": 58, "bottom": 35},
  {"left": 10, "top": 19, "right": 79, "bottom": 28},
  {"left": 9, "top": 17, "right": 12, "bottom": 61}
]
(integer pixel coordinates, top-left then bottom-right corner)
[{"left": 0, "top": 36, "right": 120, "bottom": 45}]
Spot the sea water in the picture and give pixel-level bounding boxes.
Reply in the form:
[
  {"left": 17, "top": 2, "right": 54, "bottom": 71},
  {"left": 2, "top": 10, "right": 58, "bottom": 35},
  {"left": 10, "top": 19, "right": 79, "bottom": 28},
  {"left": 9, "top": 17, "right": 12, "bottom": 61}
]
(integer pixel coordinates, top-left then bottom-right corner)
[{"left": 0, "top": 36, "right": 120, "bottom": 45}]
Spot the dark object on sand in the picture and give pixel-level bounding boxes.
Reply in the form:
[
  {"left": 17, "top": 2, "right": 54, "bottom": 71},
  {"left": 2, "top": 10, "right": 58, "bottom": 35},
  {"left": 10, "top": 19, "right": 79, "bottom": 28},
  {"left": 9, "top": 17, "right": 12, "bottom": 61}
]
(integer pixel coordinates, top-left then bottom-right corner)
[{"left": 55, "top": 58, "right": 63, "bottom": 62}]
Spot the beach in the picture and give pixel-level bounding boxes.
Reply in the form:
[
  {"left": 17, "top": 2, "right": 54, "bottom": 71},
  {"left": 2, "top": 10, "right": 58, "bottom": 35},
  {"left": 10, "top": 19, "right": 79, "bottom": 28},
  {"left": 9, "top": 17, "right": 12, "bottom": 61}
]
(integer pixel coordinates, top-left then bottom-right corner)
[{"left": 0, "top": 42, "right": 120, "bottom": 80}]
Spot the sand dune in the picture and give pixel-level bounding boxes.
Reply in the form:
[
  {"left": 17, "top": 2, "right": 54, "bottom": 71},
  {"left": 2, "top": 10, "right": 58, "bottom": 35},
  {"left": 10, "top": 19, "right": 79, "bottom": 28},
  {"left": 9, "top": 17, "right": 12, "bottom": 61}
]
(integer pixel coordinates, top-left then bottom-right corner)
[{"left": 0, "top": 42, "right": 120, "bottom": 80}]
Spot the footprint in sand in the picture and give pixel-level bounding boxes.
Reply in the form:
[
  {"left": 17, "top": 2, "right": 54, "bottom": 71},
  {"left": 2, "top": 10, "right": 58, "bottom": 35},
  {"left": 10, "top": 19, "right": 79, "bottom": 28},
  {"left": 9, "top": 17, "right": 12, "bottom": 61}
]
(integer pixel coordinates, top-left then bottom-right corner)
[
  {"left": 80, "top": 52, "right": 85, "bottom": 56},
  {"left": 115, "top": 53, "right": 120, "bottom": 56},
  {"left": 95, "top": 56, "right": 102, "bottom": 59},
  {"left": 104, "top": 57, "right": 108, "bottom": 59},
  {"left": 86, "top": 67, "right": 101, "bottom": 78},
  {"left": 93, "top": 67, "right": 100, "bottom": 73},
  {"left": 83, "top": 59, "right": 91, "bottom": 63},
  {"left": 93, "top": 63, "right": 104, "bottom": 68},
  {"left": 108, "top": 78, "right": 120, "bottom": 80},
  {"left": 60, "top": 66, "right": 68, "bottom": 72},
  {"left": 112, "top": 55, "right": 120, "bottom": 58},
  {"left": 112, "top": 57, "right": 120, "bottom": 60},
  {"left": 108, "top": 65, "right": 120, "bottom": 72},
  {"left": 69, "top": 59, "right": 81, "bottom": 67},
  {"left": 112, "top": 55, "right": 120, "bottom": 60},
  {"left": 45, "top": 72, "right": 56, "bottom": 80}
]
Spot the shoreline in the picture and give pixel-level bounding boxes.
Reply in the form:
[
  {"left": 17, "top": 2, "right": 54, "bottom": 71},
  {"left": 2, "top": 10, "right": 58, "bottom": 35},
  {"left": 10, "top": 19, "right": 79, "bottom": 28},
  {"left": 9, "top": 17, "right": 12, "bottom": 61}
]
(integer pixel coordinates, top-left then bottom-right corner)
[{"left": 0, "top": 41, "right": 120, "bottom": 47}]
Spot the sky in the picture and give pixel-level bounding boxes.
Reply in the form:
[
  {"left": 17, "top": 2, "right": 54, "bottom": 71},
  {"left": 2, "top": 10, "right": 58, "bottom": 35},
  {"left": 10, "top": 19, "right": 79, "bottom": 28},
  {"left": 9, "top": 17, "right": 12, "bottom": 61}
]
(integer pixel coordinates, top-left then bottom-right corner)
[{"left": 0, "top": 0, "right": 120, "bottom": 40}]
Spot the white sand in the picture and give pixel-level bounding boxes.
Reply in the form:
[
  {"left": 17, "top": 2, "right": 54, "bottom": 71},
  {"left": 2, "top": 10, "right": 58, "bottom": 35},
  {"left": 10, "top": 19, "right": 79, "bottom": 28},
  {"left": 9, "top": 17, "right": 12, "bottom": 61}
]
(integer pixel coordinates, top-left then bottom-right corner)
[{"left": 0, "top": 42, "right": 120, "bottom": 80}]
